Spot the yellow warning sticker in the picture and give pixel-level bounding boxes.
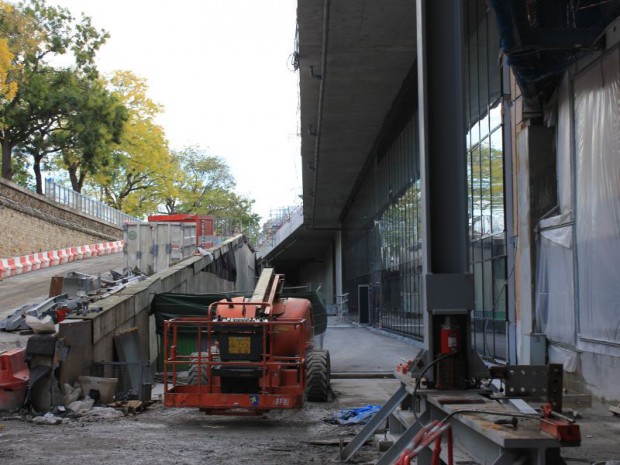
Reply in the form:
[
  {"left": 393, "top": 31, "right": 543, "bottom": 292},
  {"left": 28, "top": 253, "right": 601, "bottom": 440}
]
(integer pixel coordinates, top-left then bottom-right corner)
[{"left": 229, "top": 336, "right": 251, "bottom": 354}]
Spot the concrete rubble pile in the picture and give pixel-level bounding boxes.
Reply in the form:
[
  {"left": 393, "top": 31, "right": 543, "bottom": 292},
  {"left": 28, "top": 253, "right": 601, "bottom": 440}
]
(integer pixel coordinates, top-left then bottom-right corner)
[{"left": 0, "top": 269, "right": 152, "bottom": 422}]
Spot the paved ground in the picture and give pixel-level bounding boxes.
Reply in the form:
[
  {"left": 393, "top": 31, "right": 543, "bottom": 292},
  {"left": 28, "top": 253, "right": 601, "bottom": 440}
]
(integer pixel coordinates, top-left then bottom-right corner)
[
  {"left": 324, "top": 318, "right": 422, "bottom": 375},
  {"left": 1, "top": 278, "right": 619, "bottom": 463}
]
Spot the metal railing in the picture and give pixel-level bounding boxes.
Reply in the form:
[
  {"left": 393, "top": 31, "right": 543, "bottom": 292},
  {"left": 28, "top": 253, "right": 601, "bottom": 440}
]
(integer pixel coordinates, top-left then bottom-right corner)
[
  {"left": 256, "top": 204, "right": 304, "bottom": 249},
  {"left": 44, "top": 178, "right": 139, "bottom": 227}
]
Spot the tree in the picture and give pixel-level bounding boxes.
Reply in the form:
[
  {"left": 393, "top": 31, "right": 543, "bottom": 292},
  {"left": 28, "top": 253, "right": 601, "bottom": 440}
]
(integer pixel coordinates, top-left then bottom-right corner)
[
  {"left": 90, "top": 71, "right": 172, "bottom": 216},
  {"left": 56, "top": 74, "right": 127, "bottom": 193},
  {"left": 13, "top": 68, "right": 126, "bottom": 194},
  {"left": 0, "top": 0, "right": 108, "bottom": 181},
  {"left": 0, "top": 37, "right": 17, "bottom": 107},
  {"left": 163, "top": 146, "right": 235, "bottom": 214},
  {"left": 163, "top": 146, "right": 261, "bottom": 242}
]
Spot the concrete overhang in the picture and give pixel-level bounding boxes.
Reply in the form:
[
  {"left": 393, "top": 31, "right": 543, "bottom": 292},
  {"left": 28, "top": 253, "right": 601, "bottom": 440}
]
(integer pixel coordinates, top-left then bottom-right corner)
[
  {"left": 298, "top": 0, "right": 416, "bottom": 229},
  {"left": 262, "top": 1, "right": 416, "bottom": 272}
]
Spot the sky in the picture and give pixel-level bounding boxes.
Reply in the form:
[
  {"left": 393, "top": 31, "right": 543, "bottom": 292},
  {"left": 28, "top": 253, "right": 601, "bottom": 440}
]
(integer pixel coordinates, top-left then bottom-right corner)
[{"left": 47, "top": 0, "right": 302, "bottom": 222}]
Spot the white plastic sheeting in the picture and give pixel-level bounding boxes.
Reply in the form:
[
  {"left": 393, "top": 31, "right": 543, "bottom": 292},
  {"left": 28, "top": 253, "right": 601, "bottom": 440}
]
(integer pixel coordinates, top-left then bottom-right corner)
[
  {"left": 548, "top": 344, "right": 578, "bottom": 373},
  {"left": 535, "top": 215, "right": 575, "bottom": 345},
  {"left": 534, "top": 72, "right": 575, "bottom": 347},
  {"left": 574, "top": 47, "right": 620, "bottom": 348}
]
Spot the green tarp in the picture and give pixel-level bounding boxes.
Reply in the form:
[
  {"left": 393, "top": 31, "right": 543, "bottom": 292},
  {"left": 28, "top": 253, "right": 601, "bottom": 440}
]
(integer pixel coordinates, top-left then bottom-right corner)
[{"left": 151, "top": 290, "right": 327, "bottom": 336}]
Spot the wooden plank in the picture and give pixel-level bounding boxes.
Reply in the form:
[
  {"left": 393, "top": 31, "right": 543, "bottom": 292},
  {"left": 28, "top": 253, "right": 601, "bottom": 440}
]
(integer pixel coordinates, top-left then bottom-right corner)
[{"left": 251, "top": 268, "right": 275, "bottom": 303}]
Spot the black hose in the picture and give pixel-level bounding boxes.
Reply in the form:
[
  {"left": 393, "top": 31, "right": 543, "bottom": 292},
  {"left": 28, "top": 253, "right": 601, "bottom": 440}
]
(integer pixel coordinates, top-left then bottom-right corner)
[{"left": 412, "top": 352, "right": 456, "bottom": 422}]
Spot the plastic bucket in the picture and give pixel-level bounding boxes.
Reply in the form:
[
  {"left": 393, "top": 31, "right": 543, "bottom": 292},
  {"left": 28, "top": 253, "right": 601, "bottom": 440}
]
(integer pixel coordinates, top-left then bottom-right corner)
[{"left": 78, "top": 376, "right": 118, "bottom": 404}]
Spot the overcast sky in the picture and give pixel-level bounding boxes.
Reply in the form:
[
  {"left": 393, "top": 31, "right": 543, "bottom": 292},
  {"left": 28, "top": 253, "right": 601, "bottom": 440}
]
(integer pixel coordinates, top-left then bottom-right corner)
[{"left": 47, "top": 0, "right": 302, "bottom": 221}]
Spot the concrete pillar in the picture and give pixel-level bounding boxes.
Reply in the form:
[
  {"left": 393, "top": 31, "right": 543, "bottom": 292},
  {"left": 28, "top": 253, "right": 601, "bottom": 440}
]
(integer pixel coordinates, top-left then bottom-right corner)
[{"left": 335, "top": 230, "right": 343, "bottom": 298}]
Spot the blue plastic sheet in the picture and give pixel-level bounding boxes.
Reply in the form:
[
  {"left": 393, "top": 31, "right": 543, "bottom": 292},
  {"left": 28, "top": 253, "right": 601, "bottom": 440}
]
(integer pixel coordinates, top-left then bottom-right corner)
[{"left": 329, "top": 405, "right": 381, "bottom": 425}]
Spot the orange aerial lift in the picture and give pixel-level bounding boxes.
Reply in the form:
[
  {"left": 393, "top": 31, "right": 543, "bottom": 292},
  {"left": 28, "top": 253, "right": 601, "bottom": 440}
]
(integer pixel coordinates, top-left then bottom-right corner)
[{"left": 163, "top": 268, "right": 330, "bottom": 414}]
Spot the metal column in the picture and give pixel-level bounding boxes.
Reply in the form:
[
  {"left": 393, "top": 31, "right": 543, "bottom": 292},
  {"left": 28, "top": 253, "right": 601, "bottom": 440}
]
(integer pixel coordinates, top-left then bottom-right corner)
[{"left": 417, "top": 0, "right": 477, "bottom": 381}]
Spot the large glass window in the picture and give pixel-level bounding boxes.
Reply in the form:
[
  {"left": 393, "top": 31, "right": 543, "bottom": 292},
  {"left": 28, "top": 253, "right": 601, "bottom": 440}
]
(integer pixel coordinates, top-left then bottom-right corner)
[
  {"left": 466, "top": 0, "right": 507, "bottom": 360},
  {"left": 342, "top": 117, "right": 424, "bottom": 338},
  {"left": 341, "top": 0, "right": 507, "bottom": 347}
]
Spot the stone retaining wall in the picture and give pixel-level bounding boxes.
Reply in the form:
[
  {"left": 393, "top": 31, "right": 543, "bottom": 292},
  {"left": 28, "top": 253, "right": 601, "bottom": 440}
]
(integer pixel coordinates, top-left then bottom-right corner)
[{"left": 0, "top": 178, "right": 122, "bottom": 257}]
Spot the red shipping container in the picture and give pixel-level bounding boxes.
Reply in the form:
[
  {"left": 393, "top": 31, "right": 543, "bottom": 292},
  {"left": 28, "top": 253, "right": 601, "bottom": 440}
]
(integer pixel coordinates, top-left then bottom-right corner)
[{"left": 147, "top": 214, "right": 214, "bottom": 245}]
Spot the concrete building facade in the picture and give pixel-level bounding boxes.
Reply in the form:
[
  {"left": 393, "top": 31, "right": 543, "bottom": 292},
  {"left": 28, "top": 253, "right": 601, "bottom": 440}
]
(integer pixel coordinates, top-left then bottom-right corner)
[{"left": 259, "top": 0, "right": 620, "bottom": 402}]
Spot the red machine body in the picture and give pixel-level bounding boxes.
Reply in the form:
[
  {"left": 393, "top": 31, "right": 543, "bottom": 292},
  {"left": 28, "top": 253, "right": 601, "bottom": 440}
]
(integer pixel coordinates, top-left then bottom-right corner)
[
  {"left": 147, "top": 214, "right": 214, "bottom": 247},
  {"left": 163, "top": 270, "right": 328, "bottom": 414}
]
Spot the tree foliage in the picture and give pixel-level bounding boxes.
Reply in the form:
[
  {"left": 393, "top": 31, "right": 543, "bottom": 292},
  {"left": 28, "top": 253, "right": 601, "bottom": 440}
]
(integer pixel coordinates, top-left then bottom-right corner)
[
  {"left": 163, "top": 146, "right": 234, "bottom": 214},
  {"left": 0, "top": 0, "right": 109, "bottom": 181},
  {"left": 163, "top": 146, "right": 260, "bottom": 239},
  {"left": 90, "top": 71, "right": 172, "bottom": 216},
  {"left": 0, "top": 37, "right": 17, "bottom": 107},
  {"left": 0, "top": 1, "right": 261, "bottom": 241},
  {"left": 56, "top": 74, "right": 127, "bottom": 193},
  {"left": 13, "top": 69, "right": 127, "bottom": 193}
]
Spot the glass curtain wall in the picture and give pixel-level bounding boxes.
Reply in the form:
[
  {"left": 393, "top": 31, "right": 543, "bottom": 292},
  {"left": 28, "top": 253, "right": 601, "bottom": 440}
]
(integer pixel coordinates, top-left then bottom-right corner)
[
  {"left": 342, "top": 117, "right": 424, "bottom": 338},
  {"left": 466, "top": 0, "right": 507, "bottom": 360},
  {"left": 341, "top": 0, "right": 508, "bottom": 348}
]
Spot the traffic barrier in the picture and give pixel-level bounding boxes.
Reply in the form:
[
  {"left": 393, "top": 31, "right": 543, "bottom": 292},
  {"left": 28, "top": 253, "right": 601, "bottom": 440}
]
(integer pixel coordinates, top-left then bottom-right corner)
[
  {"left": 78, "top": 245, "right": 91, "bottom": 259},
  {"left": 6, "top": 258, "right": 23, "bottom": 276},
  {"left": 57, "top": 249, "right": 69, "bottom": 264},
  {"left": 1, "top": 239, "right": 124, "bottom": 281},
  {"left": 90, "top": 244, "right": 100, "bottom": 256},
  {"left": 18, "top": 256, "right": 32, "bottom": 274},
  {"left": 72, "top": 247, "right": 83, "bottom": 261},
  {"left": 67, "top": 247, "right": 77, "bottom": 262},
  {"left": 27, "top": 254, "right": 41, "bottom": 271},
  {"left": 47, "top": 250, "right": 60, "bottom": 267},
  {"left": 37, "top": 252, "right": 50, "bottom": 268},
  {"left": 0, "top": 259, "right": 8, "bottom": 280}
]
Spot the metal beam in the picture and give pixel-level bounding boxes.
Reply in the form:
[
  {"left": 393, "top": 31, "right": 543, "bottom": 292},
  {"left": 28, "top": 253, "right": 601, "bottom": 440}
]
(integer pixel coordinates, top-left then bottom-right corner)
[{"left": 339, "top": 384, "right": 409, "bottom": 462}]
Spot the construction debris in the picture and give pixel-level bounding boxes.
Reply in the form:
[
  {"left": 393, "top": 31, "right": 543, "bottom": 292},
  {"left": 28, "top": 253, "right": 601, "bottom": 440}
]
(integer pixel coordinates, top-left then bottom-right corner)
[
  {"left": 32, "top": 412, "right": 63, "bottom": 425},
  {"left": 109, "top": 400, "right": 146, "bottom": 415},
  {"left": 0, "top": 269, "right": 145, "bottom": 333},
  {"left": 0, "top": 294, "right": 69, "bottom": 332}
]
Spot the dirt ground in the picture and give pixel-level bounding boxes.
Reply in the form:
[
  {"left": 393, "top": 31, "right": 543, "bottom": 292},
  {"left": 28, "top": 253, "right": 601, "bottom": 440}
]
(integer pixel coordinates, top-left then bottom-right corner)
[
  {"left": 2, "top": 395, "right": 619, "bottom": 465},
  {"left": 0, "top": 397, "right": 383, "bottom": 465}
]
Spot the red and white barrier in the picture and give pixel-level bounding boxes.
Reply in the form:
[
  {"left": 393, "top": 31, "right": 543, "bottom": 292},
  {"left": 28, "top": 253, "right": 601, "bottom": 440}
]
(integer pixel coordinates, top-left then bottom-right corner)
[
  {"left": 77, "top": 245, "right": 91, "bottom": 259},
  {"left": 0, "top": 240, "right": 124, "bottom": 281},
  {"left": 0, "top": 259, "right": 8, "bottom": 280},
  {"left": 90, "top": 244, "right": 99, "bottom": 256},
  {"left": 57, "top": 249, "right": 69, "bottom": 264},
  {"left": 5, "top": 257, "right": 22, "bottom": 276},
  {"left": 27, "top": 253, "right": 41, "bottom": 271},
  {"left": 37, "top": 252, "right": 50, "bottom": 268},
  {"left": 47, "top": 250, "right": 60, "bottom": 267},
  {"left": 70, "top": 247, "right": 80, "bottom": 261},
  {"left": 94, "top": 243, "right": 105, "bottom": 256}
]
